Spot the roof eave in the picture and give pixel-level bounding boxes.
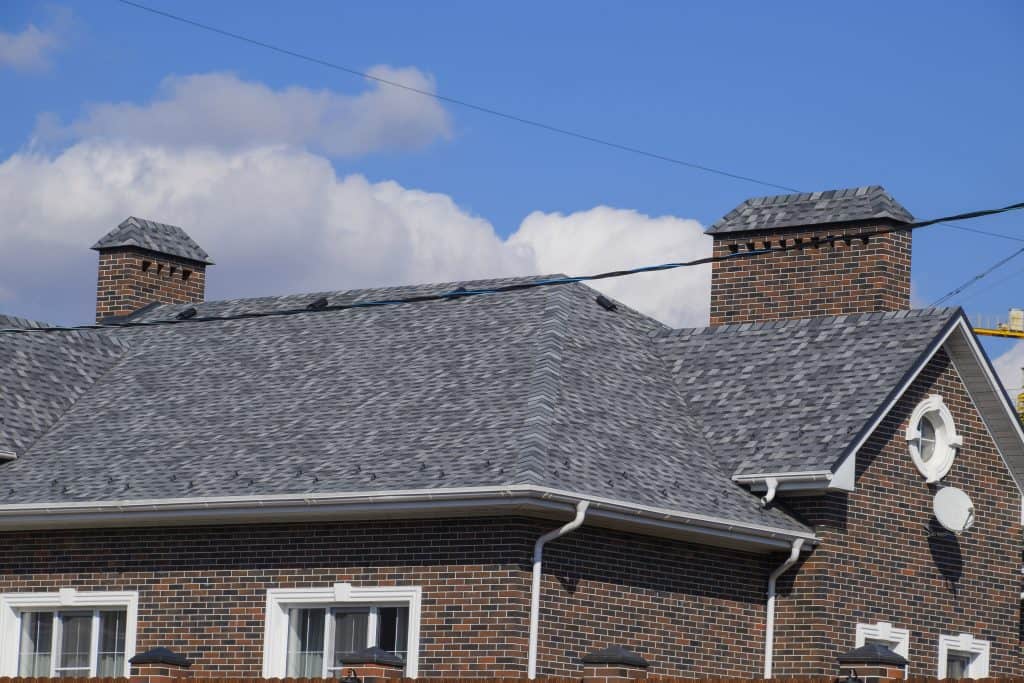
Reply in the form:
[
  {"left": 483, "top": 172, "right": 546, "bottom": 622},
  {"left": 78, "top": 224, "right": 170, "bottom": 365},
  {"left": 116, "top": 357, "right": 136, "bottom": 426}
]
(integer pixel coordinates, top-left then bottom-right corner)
[{"left": 0, "top": 484, "right": 815, "bottom": 553}]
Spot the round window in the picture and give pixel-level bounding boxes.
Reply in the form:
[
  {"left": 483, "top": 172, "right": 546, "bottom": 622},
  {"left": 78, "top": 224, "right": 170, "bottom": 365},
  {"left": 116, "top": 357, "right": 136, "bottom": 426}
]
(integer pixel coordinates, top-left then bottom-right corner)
[{"left": 905, "top": 395, "right": 962, "bottom": 482}]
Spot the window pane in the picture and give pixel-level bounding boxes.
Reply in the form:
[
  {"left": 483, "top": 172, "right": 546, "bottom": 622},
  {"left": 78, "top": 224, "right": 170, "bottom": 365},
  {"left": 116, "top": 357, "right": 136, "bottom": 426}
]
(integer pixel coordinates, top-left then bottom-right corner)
[
  {"left": 919, "top": 417, "right": 937, "bottom": 462},
  {"left": 57, "top": 612, "right": 93, "bottom": 676},
  {"left": 376, "top": 607, "right": 408, "bottom": 661},
  {"left": 332, "top": 609, "right": 369, "bottom": 666},
  {"left": 97, "top": 611, "right": 127, "bottom": 677},
  {"left": 947, "top": 653, "right": 971, "bottom": 680},
  {"left": 18, "top": 612, "right": 54, "bottom": 676},
  {"left": 286, "top": 608, "right": 325, "bottom": 677}
]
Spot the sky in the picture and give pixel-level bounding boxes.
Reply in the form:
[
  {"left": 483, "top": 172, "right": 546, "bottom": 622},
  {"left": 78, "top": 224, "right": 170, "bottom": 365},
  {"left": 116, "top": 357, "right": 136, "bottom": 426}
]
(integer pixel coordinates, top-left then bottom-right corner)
[{"left": 1, "top": 1, "right": 1023, "bottom": 387}]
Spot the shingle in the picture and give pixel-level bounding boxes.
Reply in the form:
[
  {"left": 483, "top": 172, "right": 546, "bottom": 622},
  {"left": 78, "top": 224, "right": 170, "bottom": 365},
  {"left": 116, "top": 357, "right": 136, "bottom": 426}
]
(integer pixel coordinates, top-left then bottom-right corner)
[
  {"left": 706, "top": 185, "right": 914, "bottom": 235},
  {"left": 654, "top": 307, "right": 959, "bottom": 476},
  {"left": 91, "top": 217, "right": 214, "bottom": 264},
  {"left": 0, "top": 276, "right": 804, "bottom": 534}
]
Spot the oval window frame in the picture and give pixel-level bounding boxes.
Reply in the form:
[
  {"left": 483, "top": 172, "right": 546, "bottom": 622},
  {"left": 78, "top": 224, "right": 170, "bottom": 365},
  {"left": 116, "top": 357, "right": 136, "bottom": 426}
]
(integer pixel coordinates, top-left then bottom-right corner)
[{"left": 905, "top": 394, "right": 962, "bottom": 482}]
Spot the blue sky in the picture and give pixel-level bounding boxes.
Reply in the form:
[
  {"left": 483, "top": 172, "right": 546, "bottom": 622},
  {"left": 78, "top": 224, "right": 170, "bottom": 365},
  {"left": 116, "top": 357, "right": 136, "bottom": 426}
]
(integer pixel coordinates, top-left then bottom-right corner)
[{"left": 1, "top": 1, "right": 1023, "bottom": 382}]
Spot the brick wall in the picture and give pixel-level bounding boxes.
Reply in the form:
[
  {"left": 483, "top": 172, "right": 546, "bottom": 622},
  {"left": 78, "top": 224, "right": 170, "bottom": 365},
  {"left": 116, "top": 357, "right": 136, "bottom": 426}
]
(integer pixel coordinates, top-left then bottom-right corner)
[
  {"left": 95, "top": 248, "right": 206, "bottom": 322},
  {"left": 708, "top": 223, "right": 911, "bottom": 325},
  {"left": 0, "top": 518, "right": 769, "bottom": 679},
  {"left": 773, "top": 348, "right": 1023, "bottom": 677}
]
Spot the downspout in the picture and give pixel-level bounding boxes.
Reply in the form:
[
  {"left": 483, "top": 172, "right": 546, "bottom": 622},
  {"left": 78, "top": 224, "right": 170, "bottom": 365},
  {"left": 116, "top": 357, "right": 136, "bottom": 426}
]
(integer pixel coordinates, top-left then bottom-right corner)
[
  {"left": 528, "top": 500, "right": 589, "bottom": 679},
  {"left": 760, "top": 477, "right": 779, "bottom": 507},
  {"left": 764, "top": 538, "right": 804, "bottom": 679}
]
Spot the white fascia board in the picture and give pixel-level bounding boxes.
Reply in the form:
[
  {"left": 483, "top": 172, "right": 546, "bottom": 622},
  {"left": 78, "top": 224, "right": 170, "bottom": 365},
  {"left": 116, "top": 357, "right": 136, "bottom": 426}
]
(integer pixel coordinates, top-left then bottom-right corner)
[
  {"left": 0, "top": 484, "right": 814, "bottom": 552},
  {"left": 944, "top": 318, "right": 1024, "bottom": 494},
  {"left": 738, "top": 316, "right": 1024, "bottom": 501}
]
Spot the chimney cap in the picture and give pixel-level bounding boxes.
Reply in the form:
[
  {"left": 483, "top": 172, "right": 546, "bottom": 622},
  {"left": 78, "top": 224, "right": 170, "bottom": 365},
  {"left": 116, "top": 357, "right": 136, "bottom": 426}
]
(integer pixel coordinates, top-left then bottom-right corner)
[
  {"left": 92, "top": 216, "right": 215, "bottom": 265},
  {"left": 706, "top": 185, "right": 914, "bottom": 236},
  {"left": 837, "top": 643, "right": 908, "bottom": 666},
  {"left": 581, "top": 645, "right": 650, "bottom": 668}
]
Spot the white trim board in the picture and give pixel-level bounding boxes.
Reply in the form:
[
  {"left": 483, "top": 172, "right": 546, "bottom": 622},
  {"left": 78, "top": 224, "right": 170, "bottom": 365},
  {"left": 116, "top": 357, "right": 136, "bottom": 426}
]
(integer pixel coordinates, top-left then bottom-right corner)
[
  {"left": 262, "top": 583, "right": 422, "bottom": 678},
  {"left": 937, "top": 633, "right": 989, "bottom": 679},
  {"left": 733, "top": 315, "right": 1024, "bottom": 498},
  {"left": 0, "top": 589, "right": 139, "bottom": 677}
]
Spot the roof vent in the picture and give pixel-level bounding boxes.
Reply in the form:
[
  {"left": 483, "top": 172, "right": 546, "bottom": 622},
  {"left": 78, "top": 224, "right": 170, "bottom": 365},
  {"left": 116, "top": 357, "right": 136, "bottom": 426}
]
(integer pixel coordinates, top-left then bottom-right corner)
[
  {"left": 176, "top": 307, "right": 198, "bottom": 320},
  {"left": 595, "top": 295, "right": 618, "bottom": 312},
  {"left": 307, "top": 297, "right": 329, "bottom": 311}
]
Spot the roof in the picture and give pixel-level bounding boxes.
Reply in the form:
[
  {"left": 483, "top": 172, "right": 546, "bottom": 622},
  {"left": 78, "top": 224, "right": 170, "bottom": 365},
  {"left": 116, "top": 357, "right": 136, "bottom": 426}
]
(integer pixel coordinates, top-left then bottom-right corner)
[
  {"left": 706, "top": 185, "right": 914, "bottom": 235},
  {"left": 91, "top": 216, "right": 214, "bottom": 264},
  {"left": 0, "top": 276, "right": 807, "bottom": 536},
  {"left": 654, "top": 308, "right": 960, "bottom": 477},
  {"left": 0, "top": 314, "right": 52, "bottom": 330}
]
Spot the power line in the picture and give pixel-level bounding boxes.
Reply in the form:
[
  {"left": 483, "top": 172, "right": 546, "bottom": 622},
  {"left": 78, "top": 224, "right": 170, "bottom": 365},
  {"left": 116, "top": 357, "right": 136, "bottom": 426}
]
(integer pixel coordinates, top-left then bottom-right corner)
[
  {"left": 114, "top": 1, "right": 1024, "bottom": 250},
  {"left": 5, "top": 201, "right": 1022, "bottom": 335},
  {"left": 931, "top": 245, "right": 1024, "bottom": 306},
  {"left": 113, "top": 0, "right": 800, "bottom": 193}
]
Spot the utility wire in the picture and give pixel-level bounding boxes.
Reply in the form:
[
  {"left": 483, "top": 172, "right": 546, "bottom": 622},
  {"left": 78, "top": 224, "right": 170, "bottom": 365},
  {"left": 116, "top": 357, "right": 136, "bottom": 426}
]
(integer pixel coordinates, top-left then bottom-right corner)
[
  {"left": 931, "top": 245, "right": 1024, "bottom": 306},
  {"left": 4, "top": 201, "right": 1022, "bottom": 335},
  {"left": 114, "top": 1, "right": 1024, "bottom": 249},
  {"left": 114, "top": 0, "right": 800, "bottom": 193}
]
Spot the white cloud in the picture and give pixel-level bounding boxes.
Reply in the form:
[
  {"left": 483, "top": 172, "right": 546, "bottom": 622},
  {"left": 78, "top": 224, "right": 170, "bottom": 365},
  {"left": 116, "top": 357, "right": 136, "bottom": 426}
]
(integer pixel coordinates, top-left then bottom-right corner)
[
  {"left": 0, "top": 141, "right": 710, "bottom": 327},
  {"left": 993, "top": 342, "right": 1024, "bottom": 397},
  {"left": 511, "top": 207, "right": 710, "bottom": 327},
  {"left": 41, "top": 68, "right": 451, "bottom": 157},
  {"left": 0, "top": 9, "right": 68, "bottom": 72}
]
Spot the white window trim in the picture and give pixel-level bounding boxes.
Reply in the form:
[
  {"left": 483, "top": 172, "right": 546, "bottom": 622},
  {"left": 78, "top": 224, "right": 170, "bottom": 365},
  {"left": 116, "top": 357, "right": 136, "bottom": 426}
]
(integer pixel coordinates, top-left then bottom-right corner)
[
  {"left": 938, "top": 633, "right": 990, "bottom": 679},
  {"left": 262, "top": 583, "right": 422, "bottom": 679},
  {"left": 906, "top": 394, "right": 962, "bottom": 483},
  {"left": 856, "top": 621, "right": 910, "bottom": 661},
  {"left": 0, "top": 588, "right": 138, "bottom": 677}
]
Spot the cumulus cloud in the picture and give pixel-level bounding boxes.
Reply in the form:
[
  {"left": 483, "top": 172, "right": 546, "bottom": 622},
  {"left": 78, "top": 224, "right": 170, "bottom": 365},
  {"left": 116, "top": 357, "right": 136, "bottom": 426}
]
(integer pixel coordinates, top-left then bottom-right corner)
[
  {"left": 39, "top": 68, "right": 451, "bottom": 157},
  {"left": 0, "top": 142, "right": 710, "bottom": 326},
  {"left": 0, "top": 9, "right": 67, "bottom": 72},
  {"left": 993, "top": 342, "right": 1024, "bottom": 397}
]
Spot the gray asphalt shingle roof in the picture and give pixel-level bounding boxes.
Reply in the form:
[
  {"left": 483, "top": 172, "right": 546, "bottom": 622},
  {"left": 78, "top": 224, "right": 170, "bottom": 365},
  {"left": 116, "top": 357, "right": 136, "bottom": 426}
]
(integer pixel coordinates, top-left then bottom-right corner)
[
  {"left": 0, "top": 277, "right": 805, "bottom": 533},
  {"left": 706, "top": 185, "right": 914, "bottom": 235},
  {"left": 0, "top": 276, "right": 962, "bottom": 536},
  {"left": 654, "top": 308, "right": 960, "bottom": 477},
  {"left": 91, "top": 216, "right": 215, "bottom": 264}
]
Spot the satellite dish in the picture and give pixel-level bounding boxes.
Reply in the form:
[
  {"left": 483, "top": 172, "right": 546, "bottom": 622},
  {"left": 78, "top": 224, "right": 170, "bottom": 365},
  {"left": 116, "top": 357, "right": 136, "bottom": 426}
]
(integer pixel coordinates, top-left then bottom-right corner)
[{"left": 933, "top": 486, "right": 975, "bottom": 535}]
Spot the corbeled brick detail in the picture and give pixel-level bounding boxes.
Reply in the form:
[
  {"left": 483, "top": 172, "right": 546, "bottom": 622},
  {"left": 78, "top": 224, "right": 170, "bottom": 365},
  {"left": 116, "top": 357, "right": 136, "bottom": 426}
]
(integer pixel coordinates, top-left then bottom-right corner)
[
  {"left": 774, "top": 348, "right": 1023, "bottom": 676},
  {"left": 95, "top": 247, "right": 206, "bottom": 322},
  {"left": 709, "top": 222, "right": 911, "bottom": 325}
]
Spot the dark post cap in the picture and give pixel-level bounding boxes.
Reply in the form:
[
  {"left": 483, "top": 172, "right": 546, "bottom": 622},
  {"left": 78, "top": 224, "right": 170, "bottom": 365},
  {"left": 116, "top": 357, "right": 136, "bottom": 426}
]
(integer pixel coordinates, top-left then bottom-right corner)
[
  {"left": 837, "top": 643, "right": 908, "bottom": 666},
  {"left": 129, "top": 647, "right": 193, "bottom": 668},
  {"left": 581, "top": 645, "right": 650, "bottom": 668},
  {"left": 339, "top": 646, "right": 405, "bottom": 667}
]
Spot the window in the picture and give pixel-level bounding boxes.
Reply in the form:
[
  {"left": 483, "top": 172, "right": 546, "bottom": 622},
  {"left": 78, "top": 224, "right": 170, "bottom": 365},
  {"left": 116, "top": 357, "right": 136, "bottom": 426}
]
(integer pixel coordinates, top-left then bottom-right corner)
[
  {"left": 0, "top": 590, "right": 138, "bottom": 678},
  {"left": 938, "top": 634, "right": 989, "bottom": 679},
  {"left": 856, "top": 622, "right": 910, "bottom": 664},
  {"left": 906, "top": 395, "right": 962, "bottom": 482},
  {"left": 285, "top": 606, "right": 409, "bottom": 677},
  {"left": 263, "top": 584, "right": 421, "bottom": 678}
]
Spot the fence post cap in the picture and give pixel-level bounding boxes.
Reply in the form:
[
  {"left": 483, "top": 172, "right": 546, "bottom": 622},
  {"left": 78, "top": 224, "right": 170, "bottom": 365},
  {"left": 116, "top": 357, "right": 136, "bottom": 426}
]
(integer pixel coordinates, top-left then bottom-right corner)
[
  {"left": 581, "top": 645, "right": 650, "bottom": 668},
  {"left": 129, "top": 646, "right": 193, "bottom": 668}
]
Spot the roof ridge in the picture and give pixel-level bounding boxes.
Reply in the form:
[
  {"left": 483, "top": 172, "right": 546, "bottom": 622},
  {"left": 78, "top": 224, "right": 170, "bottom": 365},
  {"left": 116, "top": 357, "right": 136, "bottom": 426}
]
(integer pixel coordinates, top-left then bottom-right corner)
[{"left": 661, "top": 306, "right": 961, "bottom": 337}]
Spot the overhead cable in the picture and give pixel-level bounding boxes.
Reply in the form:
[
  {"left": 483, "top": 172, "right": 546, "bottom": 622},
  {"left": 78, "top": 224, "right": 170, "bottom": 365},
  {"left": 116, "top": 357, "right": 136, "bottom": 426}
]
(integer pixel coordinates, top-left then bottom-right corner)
[{"left": 4, "top": 201, "right": 1022, "bottom": 335}]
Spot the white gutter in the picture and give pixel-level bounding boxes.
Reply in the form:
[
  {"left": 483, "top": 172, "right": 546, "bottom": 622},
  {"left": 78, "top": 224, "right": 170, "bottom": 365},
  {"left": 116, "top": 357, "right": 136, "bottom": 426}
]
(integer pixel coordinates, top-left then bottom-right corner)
[
  {"left": 0, "top": 484, "right": 815, "bottom": 548},
  {"left": 764, "top": 538, "right": 804, "bottom": 679},
  {"left": 528, "top": 500, "right": 589, "bottom": 679}
]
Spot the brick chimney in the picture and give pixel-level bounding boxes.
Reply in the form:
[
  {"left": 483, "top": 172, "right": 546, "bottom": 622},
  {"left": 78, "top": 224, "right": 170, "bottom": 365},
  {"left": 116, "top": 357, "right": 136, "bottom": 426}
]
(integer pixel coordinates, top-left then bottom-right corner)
[
  {"left": 91, "top": 217, "right": 214, "bottom": 323},
  {"left": 707, "top": 186, "right": 913, "bottom": 326}
]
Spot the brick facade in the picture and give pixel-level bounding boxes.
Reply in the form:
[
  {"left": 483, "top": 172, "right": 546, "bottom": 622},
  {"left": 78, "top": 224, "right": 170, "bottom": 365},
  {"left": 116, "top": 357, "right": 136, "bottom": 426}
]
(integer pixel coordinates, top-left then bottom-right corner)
[
  {"left": 708, "top": 223, "right": 911, "bottom": 325},
  {"left": 95, "top": 247, "right": 206, "bottom": 323},
  {"left": 774, "top": 348, "right": 1023, "bottom": 677},
  {"left": 0, "top": 517, "right": 772, "bottom": 679}
]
